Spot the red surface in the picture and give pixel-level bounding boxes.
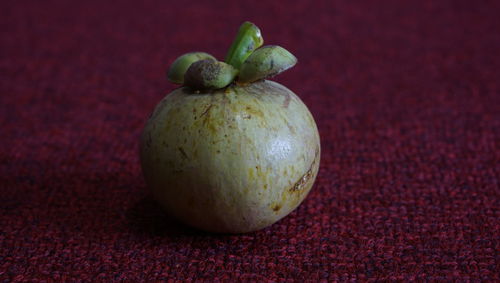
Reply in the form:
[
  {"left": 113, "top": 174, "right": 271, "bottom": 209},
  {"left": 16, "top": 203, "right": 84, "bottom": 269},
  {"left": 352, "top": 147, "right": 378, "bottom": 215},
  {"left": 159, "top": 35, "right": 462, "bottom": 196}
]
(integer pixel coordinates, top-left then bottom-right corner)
[{"left": 1, "top": 0, "right": 499, "bottom": 281}]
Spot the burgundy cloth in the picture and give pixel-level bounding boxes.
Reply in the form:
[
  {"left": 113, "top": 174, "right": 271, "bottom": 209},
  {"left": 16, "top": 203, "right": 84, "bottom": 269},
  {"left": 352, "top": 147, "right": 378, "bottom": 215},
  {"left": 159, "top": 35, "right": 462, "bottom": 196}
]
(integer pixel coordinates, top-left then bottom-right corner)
[{"left": 1, "top": 0, "right": 499, "bottom": 281}]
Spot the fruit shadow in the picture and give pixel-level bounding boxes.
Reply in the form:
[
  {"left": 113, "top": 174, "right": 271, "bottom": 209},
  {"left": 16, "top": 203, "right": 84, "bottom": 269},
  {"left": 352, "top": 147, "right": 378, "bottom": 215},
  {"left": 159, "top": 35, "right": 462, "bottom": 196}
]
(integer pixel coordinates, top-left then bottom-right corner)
[{"left": 126, "top": 195, "right": 216, "bottom": 237}]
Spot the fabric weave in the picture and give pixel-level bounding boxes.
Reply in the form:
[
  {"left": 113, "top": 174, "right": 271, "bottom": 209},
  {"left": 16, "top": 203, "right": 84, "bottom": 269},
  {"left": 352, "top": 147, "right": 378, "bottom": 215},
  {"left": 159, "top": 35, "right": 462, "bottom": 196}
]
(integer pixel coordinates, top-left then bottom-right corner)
[{"left": 1, "top": 0, "right": 499, "bottom": 281}]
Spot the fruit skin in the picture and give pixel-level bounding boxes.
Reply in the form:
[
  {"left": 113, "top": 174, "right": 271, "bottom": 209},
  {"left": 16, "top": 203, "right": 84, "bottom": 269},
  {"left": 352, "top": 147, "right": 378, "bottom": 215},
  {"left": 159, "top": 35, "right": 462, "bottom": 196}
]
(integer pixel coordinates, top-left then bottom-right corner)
[{"left": 140, "top": 80, "right": 320, "bottom": 233}]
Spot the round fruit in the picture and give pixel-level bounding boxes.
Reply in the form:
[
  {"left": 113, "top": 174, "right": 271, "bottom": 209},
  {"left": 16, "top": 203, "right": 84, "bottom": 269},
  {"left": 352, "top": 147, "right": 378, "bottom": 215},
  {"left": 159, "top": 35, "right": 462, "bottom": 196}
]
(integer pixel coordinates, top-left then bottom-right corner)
[
  {"left": 140, "top": 21, "right": 321, "bottom": 233},
  {"left": 140, "top": 80, "right": 320, "bottom": 233}
]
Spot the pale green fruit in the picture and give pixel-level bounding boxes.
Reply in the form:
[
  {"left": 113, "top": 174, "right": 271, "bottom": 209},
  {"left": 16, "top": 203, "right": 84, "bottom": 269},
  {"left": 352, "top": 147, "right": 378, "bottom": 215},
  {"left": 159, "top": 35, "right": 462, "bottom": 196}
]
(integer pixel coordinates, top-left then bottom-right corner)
[{"left": 140, "top": 80, "right": 320, "bottom": 233}]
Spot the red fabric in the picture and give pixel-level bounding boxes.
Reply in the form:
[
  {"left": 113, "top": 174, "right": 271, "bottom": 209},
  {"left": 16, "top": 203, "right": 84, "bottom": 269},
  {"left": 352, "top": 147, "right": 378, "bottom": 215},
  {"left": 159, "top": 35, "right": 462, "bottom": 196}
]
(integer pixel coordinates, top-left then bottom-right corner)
[{"left": 1, "top": 0, "right": 499, "bottom": 281}]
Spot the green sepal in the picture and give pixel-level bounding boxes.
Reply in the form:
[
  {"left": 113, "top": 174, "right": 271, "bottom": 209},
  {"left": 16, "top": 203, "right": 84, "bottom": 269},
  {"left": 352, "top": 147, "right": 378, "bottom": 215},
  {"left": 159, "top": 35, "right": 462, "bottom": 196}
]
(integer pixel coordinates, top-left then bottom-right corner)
[
  {"left": 238, "top": 45, "right": 297, "bottom": 83},
  {"left": 168, "top": 52, "right": 216, "bottom": 84},
  {"left": 224, "top": 22, "right": 264, "bottom": 69}
]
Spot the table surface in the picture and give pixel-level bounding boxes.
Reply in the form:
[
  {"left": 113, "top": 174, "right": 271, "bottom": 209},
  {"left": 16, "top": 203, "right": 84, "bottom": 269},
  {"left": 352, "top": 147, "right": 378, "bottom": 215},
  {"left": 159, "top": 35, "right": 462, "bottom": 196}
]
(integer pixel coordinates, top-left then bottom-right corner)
[{"left": 1, "top": 0, "right": 499, "bottom": 281}]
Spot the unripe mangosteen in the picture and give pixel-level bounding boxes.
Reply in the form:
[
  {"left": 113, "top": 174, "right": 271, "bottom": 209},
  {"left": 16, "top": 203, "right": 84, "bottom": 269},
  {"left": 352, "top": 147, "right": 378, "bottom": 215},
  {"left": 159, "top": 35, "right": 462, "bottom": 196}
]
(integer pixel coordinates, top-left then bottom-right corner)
[{"left": 140, "top": 22, "right": 320, "bottom": 233}]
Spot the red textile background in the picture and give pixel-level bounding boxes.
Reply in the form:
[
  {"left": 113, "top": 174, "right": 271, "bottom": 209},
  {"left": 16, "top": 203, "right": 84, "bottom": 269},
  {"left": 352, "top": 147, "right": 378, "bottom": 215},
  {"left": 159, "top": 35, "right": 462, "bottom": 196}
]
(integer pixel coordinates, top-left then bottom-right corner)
[{"left": 1, "top": 0, "right": 499, "bottom": 281}]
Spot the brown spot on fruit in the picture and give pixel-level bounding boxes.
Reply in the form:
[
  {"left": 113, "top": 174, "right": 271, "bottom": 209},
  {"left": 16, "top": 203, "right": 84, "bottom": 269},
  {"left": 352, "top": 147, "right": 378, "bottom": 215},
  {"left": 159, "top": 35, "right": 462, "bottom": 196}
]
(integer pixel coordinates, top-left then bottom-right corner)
[
  {"left": 290, "top": 168, "right": 312, "bottom": 193},
  {"left": 282, "top": 93, "right": 291, "bottom": 108},
  {"left": 272, "top": 203, "right": 282, "bottom": 212},
  {"left": 200, "top": 104, "right": 213, "bottom": 118},
  {"left": 201, "top": 105, "right": 214, "bottom": 128},
  {"left": 207, "top": 121, "right": 217, "bottom": 134},
  {"left": 178, "top": 147, "right": 188, "bottom": 159},
  {"left": 244, "top": 105, "right": 264, "bottom": 118},
  {"left": 248, "top": 167, "right": 255, "bottom": 179},
  {"left": 289, "top": 147, "right": 319, "bottom": 193}
]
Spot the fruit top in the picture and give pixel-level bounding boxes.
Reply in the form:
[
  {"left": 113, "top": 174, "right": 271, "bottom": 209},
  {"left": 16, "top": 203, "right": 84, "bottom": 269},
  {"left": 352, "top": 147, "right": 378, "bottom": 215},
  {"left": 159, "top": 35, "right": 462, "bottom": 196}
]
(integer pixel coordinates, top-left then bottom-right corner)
[{"left": 167, "top": 22, "right": 297, "bottom": 91}]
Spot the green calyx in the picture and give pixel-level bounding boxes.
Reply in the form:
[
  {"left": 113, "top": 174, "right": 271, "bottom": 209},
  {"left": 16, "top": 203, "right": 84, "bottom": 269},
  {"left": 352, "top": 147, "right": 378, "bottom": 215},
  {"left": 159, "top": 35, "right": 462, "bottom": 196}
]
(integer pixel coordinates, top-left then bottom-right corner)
[
  {"left": 167, "top": 52, "right": 215, "bottom": 84},
  {"left": 184, "top": 59, "right": 237, "bottom": 90},
  {"left": 238, "top": 45, "right": 297, "bottom": 83},
  {"left": 167, "top": 22, "right": 296, "bottom": 91},
  {"left": 224, "top": 21, "right": 264, "bottom": 69}
]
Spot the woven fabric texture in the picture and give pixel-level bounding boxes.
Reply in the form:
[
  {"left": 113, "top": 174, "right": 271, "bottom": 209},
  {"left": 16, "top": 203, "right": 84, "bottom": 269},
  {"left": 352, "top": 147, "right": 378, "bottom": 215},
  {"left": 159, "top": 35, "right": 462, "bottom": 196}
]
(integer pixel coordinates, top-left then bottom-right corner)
[{"left": 1, "top": 0, "right": 499, "bottom": 281}]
